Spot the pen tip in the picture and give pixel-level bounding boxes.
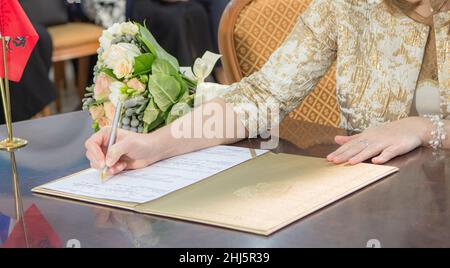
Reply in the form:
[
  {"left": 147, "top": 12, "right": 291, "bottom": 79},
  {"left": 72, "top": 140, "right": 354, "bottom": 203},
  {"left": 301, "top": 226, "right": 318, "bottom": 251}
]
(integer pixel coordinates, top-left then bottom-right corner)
[{"left": 101, "top": 170, "right": 111, "bottom": 182}]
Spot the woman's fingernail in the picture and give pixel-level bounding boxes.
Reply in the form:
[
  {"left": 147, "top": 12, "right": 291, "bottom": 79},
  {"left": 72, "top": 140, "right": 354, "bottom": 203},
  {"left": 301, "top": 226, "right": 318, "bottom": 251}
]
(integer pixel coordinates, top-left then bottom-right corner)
[{"left": 112, "top": 163, "right": 126, "bottom": 174}]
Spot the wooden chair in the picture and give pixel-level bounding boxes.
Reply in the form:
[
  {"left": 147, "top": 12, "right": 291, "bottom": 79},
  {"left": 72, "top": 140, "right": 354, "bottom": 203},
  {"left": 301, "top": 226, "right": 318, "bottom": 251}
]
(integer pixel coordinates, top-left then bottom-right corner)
[
  {"left": 33, "top": 106, "right": 52, "bottom": 119},
  {"left": 48, "top": 22, "right": 104, "bottom": 112},
  {"left": 219, "top": 0, "right": 339, "bottom": 127}
]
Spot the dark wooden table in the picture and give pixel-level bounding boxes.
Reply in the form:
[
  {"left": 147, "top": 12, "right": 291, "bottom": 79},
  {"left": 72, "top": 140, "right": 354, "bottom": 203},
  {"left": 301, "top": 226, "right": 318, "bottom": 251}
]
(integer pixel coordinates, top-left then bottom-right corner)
[{"left": 0, "top": 111, "right": 449, "bottom": 248}]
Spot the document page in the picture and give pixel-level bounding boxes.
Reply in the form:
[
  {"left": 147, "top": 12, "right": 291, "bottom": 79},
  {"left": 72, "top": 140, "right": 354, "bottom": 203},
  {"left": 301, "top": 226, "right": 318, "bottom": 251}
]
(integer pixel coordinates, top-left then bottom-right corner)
[
  {"left": 137, "top": 153, "right": 399, "bottom": 235},
  {"left": 41, "top": 146, "right": 267, "bottom": 203}
]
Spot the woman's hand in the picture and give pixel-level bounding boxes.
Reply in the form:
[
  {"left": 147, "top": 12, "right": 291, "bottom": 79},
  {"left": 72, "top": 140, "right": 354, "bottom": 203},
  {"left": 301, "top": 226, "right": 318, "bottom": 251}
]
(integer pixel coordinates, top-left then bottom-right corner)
[
  {"left": 85, "top": 127, "right": 165, "bottom": 175},
  {"left": 327, "top": 117, "right": 431, "bottom": 165}
]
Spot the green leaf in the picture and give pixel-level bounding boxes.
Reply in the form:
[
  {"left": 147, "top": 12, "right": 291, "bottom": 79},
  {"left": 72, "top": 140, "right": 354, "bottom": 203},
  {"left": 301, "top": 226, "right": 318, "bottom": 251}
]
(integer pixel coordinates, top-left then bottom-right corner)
[
  {"left": 165, "top": 93, "right": 194, "bottom": 124},
  {"left": 126, "top": 88, "right": 138, "bottom": 96},
  {"left": 134, "top": 53, "right": 155, "bottom": 75},
  {"left": 136, "top": 35, "right": 156, "bottom": 57},
  {"left": 148, "top": 73, "right": 182, "bottom": 112},
  {"left": 182, "top": 74, "right": 198, "bottom": 90},
  {"left": 175, "top": 74, "right": 188, "bottom": 97},
  {"left": 166, "top": 101, "right": 192, "bottom": 125},
  {"left": 152, "top": 58, "right": 178, "bottom": 76},
  {"left": 139, "top": 74, "right": 149, "bottom": 84},
  {"left": 92, "top": 122, "right": 100, "bottom": 132},
  {"left": 100, "top": 68, "right": 119, "bottom": 81},
  {"left": 181, "top": 93, "right": 195, "bottom": 106},
  {"left": 143, "top": 98, "right": 160, "bottom": 125},
  {"left": 152, "top": 58, "right": 188, "bottom": 96},
  {"left": 138, "top": 24, "right": 179, "bottom": 70},
  {"left": 144, "top": 110, "right": 166, "bottom": 133}
]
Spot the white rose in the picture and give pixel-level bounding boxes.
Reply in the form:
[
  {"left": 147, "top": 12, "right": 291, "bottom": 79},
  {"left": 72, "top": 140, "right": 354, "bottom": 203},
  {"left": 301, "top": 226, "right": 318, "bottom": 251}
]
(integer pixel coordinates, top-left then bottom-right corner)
[
  {"left": 120, "top": 22, "right": 139, "bottom": 36},
  {"left": 107, "top": 23, "right": 122, "bottom": 36},
  {"left": 109, "top": 81, "right": 126, "bottom": 107},
  {"left": 113, "top": 60, "right": 134, "bottom": 80},
  {"left": 100, "top": 45, "right": 110, "bottom": 63},
  {"left": 99, "top": 30, "right": 113, "bottom": 50},
  {"left": 104, "top": 43, "right": 141, "bottom": 78}
]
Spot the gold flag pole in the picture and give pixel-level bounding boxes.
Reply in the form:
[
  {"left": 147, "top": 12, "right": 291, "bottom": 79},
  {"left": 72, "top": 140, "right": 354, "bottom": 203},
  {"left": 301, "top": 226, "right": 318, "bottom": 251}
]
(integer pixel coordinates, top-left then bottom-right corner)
[
  {"left": 0, "top": 34, "right": 28, "bottom": 151},
  {"left": 10, "top": 151, "right": 30, "bottom": 247}
]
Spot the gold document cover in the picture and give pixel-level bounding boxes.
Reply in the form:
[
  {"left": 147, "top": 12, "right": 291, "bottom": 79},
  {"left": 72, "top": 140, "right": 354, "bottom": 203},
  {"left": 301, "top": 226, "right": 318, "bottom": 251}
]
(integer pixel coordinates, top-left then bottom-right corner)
[{"left": 33, "top": 153, "right": 398, "bottom": 235}]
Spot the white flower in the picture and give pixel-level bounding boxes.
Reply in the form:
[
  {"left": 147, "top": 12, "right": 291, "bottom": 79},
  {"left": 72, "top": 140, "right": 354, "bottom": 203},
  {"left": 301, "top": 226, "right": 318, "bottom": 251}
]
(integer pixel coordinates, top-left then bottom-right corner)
[
  {"left": 99, "top": 30, "right": 113, "bottom": 50},
  {"left": 113, "top": 60, "right": 134, "bottom": 79},
  {"left": 105, "top": 22, "right": 138, "bottom": 38},
  {"left": 120, "top": 22, "right": 139, "bottom": 36},
  {"left": 107, "top": 22, "right": 122, "bottom": 36},
  {"left": 109, "top": 81, "right": 125, "bottom": 107},
  {"left": 104, "top": 43, "right": 141, "bottom": 79}
]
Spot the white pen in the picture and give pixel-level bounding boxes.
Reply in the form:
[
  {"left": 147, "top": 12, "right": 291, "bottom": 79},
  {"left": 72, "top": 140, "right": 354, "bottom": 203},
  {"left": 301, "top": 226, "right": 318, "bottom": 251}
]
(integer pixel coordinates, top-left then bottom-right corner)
[{"left": 101, "top": 100, "right": 123, "bottom": 182}]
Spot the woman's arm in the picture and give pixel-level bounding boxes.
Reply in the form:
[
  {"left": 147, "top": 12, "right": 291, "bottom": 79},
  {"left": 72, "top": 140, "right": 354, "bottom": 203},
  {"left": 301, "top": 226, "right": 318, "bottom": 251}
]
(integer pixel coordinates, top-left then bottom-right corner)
[
  {"left": 147, "top": 99, "right": 248, "bottom": 160},
  {"left": 221, "top": 0, "right": 337, "bottom": 137},
  {"left": 85, "top": 98, "right": 246, "bottom": 174}
]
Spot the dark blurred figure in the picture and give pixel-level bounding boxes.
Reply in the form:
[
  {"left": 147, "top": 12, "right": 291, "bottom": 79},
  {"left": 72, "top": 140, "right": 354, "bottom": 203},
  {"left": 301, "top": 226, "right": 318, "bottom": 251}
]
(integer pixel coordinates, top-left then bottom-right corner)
[
  {"left": 67, "top": 1, "right": 91, "bottom": 22},
  {"left": 193, "top": 0, "right": 229, "bottom": 54},
  {"left": 129, "top": 0, "right": 214, "bottom": 67},
  {"left": 192, "top": 0, "right": 230, "bottom": 83},
  {"left": 0, "top": 24, "right": 56, "bottom": 124}
]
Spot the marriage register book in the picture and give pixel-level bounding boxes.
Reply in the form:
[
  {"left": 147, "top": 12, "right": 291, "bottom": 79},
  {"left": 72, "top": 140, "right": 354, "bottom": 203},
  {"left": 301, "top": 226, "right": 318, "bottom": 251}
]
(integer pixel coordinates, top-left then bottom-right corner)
[{"left": 33, "top": 146, "right": 398, "bottom": 236}]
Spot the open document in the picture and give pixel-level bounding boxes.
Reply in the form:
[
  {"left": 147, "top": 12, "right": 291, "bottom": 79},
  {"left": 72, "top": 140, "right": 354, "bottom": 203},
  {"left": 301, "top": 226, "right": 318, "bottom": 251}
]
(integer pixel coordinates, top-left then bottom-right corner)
[
  {"left": 34, "top": 146, "right": 398, "bottom": 235},
  {"left": 38, "top": 146, "right": 268, "bottom": 203}
]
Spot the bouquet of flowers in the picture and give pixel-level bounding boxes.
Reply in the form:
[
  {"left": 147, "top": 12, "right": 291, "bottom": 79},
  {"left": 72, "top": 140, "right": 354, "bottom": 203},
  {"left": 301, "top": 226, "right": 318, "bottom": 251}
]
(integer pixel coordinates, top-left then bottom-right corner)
[{"left": 82, "top": 21, "right": 223, "bottom": 133}]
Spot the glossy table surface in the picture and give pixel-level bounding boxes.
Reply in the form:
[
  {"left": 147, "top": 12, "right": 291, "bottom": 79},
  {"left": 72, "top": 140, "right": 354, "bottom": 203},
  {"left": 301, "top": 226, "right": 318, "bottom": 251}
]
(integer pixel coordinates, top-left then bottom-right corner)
[{"left": 0, "top": 111, "right": 449, "bottom": 248}]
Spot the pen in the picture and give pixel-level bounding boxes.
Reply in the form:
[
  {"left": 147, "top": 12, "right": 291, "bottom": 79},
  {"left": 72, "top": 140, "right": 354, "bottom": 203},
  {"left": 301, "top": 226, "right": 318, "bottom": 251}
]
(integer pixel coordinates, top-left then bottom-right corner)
[{"left": 101, "top": 100, "right": 123, "bottom": 182}]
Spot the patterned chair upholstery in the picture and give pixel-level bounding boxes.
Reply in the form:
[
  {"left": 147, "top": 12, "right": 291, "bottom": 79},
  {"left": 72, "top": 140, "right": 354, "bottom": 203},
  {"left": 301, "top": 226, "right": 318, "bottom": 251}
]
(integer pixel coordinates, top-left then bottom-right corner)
[{"left": 219, "top": 0, "right": 339, "bottom": 127}]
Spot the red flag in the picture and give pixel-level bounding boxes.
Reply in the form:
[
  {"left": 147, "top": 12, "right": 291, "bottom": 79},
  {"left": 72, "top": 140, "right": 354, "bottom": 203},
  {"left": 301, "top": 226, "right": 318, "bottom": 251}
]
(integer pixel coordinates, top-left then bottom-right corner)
[
  {"left": 3, "top": 204, "right": 62, "bottom": 248},
  {"left": 0, "top": 0, "right": 39, "bottom": 82}
]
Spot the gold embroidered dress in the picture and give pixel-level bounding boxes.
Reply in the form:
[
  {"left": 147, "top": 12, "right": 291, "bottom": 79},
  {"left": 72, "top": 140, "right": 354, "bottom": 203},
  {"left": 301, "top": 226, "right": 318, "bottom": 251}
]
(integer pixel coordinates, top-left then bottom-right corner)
[
  {"left": 409, "top": 10, "right": 441, "bottom": 116},
  {"left": 222, "top": 0, "right": 450, "bottom": 136}
]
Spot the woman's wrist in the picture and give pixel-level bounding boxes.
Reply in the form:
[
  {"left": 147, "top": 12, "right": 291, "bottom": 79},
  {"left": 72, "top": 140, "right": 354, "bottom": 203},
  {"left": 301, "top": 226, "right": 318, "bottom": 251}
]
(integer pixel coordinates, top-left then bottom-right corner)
[
  {"left": 422, "top": 115, "right": 448, "bottom": 150},
  {"left": 416, "top": 115, "right": 450, "bottom": 149},
  {"left": 142, "top": 128, "right": 175, "bottom": 163},
  {"left": 417, "top": 116, "right": 434, "bottom": 146}
]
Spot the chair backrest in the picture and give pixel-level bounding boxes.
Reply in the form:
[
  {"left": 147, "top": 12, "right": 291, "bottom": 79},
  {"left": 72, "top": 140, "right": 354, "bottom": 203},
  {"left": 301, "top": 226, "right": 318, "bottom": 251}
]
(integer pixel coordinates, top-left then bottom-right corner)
[{"left": 219, "top": 0, "right": 339, "bottom": 127}]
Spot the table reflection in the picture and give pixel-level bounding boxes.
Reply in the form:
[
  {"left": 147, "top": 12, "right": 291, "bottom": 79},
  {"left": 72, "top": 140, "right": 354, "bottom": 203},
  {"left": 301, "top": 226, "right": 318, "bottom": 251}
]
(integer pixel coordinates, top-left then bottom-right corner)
[
  {"left": 0, "top": 152, "right": 62, "bottom": 248},
  {"left": 1, "top": 150, "right": 165, "bottom": 248},
  {"left": 93, "top": 209, "right": 161, "bottom": 247}
]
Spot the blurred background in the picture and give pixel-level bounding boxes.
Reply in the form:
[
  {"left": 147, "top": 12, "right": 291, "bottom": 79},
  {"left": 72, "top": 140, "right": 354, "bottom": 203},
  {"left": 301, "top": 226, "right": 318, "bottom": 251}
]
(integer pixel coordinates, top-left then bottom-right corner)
[{"left": 2, "top": 0, "right": 230, "bottom": 124}]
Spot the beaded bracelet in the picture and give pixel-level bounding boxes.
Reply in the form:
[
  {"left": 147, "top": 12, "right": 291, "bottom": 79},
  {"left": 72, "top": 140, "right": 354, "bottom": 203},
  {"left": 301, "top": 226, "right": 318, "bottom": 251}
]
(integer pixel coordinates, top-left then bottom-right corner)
[{"left": 424, "top": 115, "right": 447, "bottom": 150}]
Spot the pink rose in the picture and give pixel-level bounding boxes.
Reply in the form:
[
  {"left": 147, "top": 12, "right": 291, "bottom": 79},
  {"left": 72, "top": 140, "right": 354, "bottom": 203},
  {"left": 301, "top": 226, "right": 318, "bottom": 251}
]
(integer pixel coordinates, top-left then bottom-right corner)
[
  {"left": 94, "top": 73, "right": 113, "bottom": 101},
  {"left": 103, "top": 102, "right": 116, "bottom": 122},
  {"left": 89, "top": 105, "right": 105, "bottom": 121},
  {"left": 126, "top": 78, "right": 146, "bottom": 92},
  {"left": 97, "top": 117, "right": 111, "bottom": 128}
]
